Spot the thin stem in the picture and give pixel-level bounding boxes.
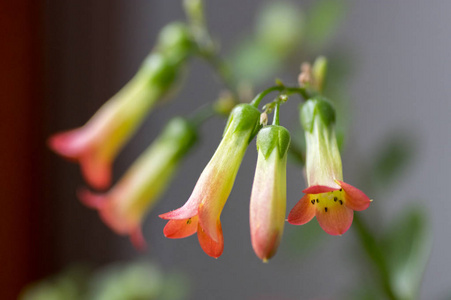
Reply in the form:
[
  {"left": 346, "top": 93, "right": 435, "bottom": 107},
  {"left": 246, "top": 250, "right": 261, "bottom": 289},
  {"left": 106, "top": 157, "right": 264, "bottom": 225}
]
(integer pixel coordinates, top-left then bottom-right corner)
[
  {"left": 188, "top": 103, "right": 216, "bottom": 127},
  {"left": 250, "top": 85, "right": 311, "bottom": 108},
  {"left": 272, "top": 102, "right": 280, "bottom": 126}
]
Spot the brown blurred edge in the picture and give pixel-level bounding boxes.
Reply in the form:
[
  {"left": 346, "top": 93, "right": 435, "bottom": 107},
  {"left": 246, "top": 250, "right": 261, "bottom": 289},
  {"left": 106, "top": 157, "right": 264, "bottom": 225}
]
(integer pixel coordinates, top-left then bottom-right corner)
[{"left": 0, "top": 0, "right": 52, "bottom": 298}]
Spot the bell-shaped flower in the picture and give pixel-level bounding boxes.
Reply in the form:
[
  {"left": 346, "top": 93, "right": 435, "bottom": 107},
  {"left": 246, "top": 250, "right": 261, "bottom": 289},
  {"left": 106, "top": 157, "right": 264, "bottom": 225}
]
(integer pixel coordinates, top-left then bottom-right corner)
[
  {"left": 288, "top": 98, "right": 371, "bottom": 235},
  {"left": 250, "top": 124, "right": 290, "bottom": 261},
  {"left": 79, "top": 117, "right": 197, "bottom": 249},
  {"left": 159, "top": 104, "right": 261, "bottom": 258},
  {"left": 48, "top": 23, "right": 193, "bottom": 189}
]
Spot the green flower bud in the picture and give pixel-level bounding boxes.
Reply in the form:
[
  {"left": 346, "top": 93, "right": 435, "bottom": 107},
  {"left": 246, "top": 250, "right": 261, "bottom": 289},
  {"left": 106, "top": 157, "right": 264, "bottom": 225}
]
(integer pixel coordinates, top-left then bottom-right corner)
[
  {"left": 312, "top": 56, "right": 327, "bottom": 92},
  {"left": 300, "top": 97, "right": 336, "bottom": 133},
  {"left": 256, "top": 125, "right": 291, "bottom": 159}
]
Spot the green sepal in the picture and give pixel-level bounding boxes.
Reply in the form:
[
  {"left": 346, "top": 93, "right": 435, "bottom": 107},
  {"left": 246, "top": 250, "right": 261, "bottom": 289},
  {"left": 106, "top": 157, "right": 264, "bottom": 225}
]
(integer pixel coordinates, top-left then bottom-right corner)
[
  {"left": 300, "top": 97, "right": 336, "bottom": 133},
  {"left": 256, "top": 125, "right": 291, "bottom": 159},
  {"left": 138, "top": 53, "right": 179, "bottom": 94},
  {"left": 158, "top": 117, "right": 198, "bottom": 159},
  {"left": 156, "top": 22, "right": 194, "bottom": 64},
  {"left": 223, "top": 104, "right": 262, "bottom": 143}
]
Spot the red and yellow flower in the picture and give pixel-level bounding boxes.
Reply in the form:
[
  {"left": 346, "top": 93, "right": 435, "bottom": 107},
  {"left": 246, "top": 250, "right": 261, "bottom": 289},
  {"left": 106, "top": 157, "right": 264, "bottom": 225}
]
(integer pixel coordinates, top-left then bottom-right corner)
[
  {"left": 79, "top": 117, "right": 197, "bottom": 249},
  {"left": 288, "top": 98, "right": 371, "bottom": 235},
  {"left": 159, "top": 104, "right": 261, "bottom": 258}
]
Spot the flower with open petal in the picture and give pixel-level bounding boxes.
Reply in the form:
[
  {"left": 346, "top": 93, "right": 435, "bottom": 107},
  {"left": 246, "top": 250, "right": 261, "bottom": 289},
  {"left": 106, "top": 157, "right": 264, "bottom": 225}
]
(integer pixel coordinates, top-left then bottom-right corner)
[
  {"left": 79, "top": 117, "right": 197, "bottom": 249},
  {"left": 288, "top": 98, "right": 371, "bottom": 235},
  {"left": 159, "top": 104, "right": 261, "bottom": 258}
]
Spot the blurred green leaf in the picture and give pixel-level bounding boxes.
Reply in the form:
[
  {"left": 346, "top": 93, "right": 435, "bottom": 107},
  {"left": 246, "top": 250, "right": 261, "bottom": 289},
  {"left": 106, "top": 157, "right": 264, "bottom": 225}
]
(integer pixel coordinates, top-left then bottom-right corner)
[
  {"left": 19, "top": 265, "right": 90, "bottom": 300},
  {"left": 89, "top": 261, "right": 164, "bottom": 300},
  {"left": 348, "top": 285, "right": 385, "bottom": 300},
  {"left": 372, "top": 133, "right": 415, "bottom": 187},
  {"left": 229, "top": 39, "right": 283, "bottom": 85},
  {"left": 255, "top": 1, "right": 305, "bottom": 55},
  {"left": 382, "top": 207, "right": 432, "bottom": 300},
  {"left": 228, "top": 1, "right": 306, "bottom": 86},
  {"left": 305, "top": 0, "right": 347, "bottom": 50}
]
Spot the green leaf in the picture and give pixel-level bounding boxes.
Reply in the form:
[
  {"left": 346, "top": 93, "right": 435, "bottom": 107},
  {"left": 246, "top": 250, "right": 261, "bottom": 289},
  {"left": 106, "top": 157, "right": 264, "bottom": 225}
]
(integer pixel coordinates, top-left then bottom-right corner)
[
  {"left": 372, "top": 133, "right": 415, "bottom": 187},
  {"left": 305, "top": 0, "right": 347, "bottom": 50},
  {"left": 255, "top": 1, "right": 305, "bottom": 55},
  {"left": 383, "top": 207, "right": 432, "bottom": 300}
]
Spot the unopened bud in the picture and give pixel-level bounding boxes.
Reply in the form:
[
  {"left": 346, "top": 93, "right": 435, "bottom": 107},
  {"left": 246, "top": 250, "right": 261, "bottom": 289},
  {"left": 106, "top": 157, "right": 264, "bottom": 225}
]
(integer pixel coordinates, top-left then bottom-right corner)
[{"left": 260, "top": 112, "right": 268, "bottom": 126}]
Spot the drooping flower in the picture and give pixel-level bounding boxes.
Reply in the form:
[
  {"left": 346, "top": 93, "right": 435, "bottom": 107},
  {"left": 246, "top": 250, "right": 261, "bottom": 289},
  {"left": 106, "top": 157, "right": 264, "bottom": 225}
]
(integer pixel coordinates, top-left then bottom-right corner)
[
  {"left": 288, "top": 98, "right": 371, "bottom": 235},
  {"left": 48, "top": 23, "right": 193, "bottom": 189},
  {"left": 159, "top": 104, "right": 261, "bottom": 258},
  {"left": 250, "top": 124, "right": 290, "bottom": 261},
  {"left": 79, "top": 117, "right": 197, "bottom": 249}
]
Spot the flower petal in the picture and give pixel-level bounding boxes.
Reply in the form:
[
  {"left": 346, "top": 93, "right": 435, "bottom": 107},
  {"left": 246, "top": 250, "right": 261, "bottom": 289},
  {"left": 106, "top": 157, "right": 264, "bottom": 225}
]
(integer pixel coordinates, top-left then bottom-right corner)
[
  {"left": 163, "top": 217, "right": 198, "bottom": 239},
  {"left": 79, "top": 153, "right": 111, "bottom": 190},
  {"left": 287, "top": 194, "right": 315, "bottom": 225},
  {"left": 316, "top": 203, "right": 353, "bottom": 235},
  {"left": 197, "top": 222, "right": 223, "bottom": 258},
  {"left": 198, "top": 201, "right": 223, "bottom": 243},
  {"left": 303, "top": 185, "right": 339, "bottom": 194},
  {"left": 77, "top": 188, "right": 107, "bottom": 209},
  {"left": 336, "top": 180, "right": 371, "bottom": 211},
  {"left": 48, "top": 129, "right": 88, "bottom": 160},
  {"left": 158, "top": 195, "right": 199, "bottom": 220}
]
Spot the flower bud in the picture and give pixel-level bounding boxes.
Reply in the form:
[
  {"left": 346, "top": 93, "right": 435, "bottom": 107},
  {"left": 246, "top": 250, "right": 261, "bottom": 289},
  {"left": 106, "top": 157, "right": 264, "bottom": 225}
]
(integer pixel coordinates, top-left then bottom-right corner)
[
  {"left": 250, "top": 125, "right": 290, "bottom": 261},
  {"left": 80, "top": 117, "right": 197, "bottom": 248},
  {"left": 312, "top": 56, "right": 327, "bottom": 92}
]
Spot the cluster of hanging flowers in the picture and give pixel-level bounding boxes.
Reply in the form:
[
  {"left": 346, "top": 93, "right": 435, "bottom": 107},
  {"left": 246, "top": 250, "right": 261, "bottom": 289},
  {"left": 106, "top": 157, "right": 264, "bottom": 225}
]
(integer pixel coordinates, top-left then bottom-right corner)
[{"left": 49, "top": 18, "right": 371, "bottom": 261}]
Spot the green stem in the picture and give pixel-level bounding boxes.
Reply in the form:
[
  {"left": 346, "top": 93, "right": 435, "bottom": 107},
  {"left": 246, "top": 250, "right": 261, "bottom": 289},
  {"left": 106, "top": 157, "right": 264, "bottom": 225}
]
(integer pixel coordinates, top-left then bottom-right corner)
[
  {"left": 188, "top": 103, "right": 216, "bottom": 127},
  {"left": 353, "top": 215, "right": 398, "bottom": 300},
  {"left": 250, "top": 85, "right": 311, "bottom": 108},
  {"left": 273, "top": 102, "right": 280, "bottom": 126}
]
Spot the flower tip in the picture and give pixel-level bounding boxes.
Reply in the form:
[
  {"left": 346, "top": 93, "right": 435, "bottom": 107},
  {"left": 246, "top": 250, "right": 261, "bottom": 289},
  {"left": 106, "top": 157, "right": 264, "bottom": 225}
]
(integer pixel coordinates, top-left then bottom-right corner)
[
  {"left": 47, "top": 130, "right": 82, "bottom": 159},
  {"left": 130, "top": 227, "right": 147, "bottom": 251},
  {"left": 77, "top": 188, "right": 107, "bottom": 209},
  {"left": 79, "top": 155, "right": 111, "bottom": 190},
  {"left": 262, "top": 258, "right": 269, "bottom": 263},
  {"left": 163, "top": 218, "right": 198, "bottom": 239}
]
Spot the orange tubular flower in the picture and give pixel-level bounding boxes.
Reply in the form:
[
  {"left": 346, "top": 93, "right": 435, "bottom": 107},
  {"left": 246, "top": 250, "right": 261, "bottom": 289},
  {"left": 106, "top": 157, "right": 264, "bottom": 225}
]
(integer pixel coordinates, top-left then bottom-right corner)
[
  {"left": 48, "top": 23, "right": 193, "bottom": 189},
  {"left": 79, "top": 117, "right": 197, "bottom": 249},
  {"left": 159, "top": 104, "right": 261, "bottom": 258},
  {"left": 288, "top": 98, "right": 371, "bottom": 235}
]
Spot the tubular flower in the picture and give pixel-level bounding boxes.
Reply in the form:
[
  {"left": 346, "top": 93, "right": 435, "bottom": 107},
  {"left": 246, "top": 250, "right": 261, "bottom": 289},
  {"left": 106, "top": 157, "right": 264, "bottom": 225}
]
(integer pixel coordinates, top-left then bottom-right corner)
[
  {"left": 79, "top": 117, "right": 197, "bottom": 249},
  {"left": 48, "top": 23, "right": 193, "bottom": 189},
  {"left": 250, "top": 125, "right": 290, "bottom": 261},
  {"left": 159, "top": 104, "right": 261, "bottom": 258},
  {"left": 288, "top": 98, "right": 371, "bottom": 235}
]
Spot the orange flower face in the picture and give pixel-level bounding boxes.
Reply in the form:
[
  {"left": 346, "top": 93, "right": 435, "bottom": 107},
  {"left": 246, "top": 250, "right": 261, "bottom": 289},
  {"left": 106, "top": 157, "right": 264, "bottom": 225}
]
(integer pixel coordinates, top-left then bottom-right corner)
[{"left": 288, "top": 181, "right": 371, "bottom": 235}]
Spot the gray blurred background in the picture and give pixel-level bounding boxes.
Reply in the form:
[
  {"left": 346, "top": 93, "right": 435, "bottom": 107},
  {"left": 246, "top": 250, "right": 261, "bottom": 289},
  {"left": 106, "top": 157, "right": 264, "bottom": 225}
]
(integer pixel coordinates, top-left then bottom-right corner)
[{"left": 40, "top": 1, "right": 451, "bottom": 299}]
